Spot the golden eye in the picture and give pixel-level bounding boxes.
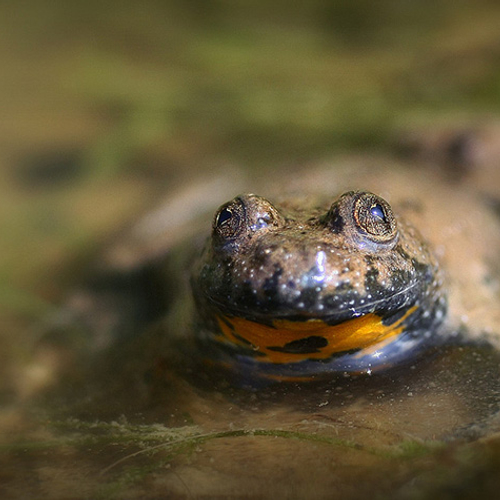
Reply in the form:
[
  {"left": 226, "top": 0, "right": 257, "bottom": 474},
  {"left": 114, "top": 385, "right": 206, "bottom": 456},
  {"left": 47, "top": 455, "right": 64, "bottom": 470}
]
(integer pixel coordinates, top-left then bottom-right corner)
[
  {"left": 353, "top": 192, "right": 397, "bottom": 243},
  {"left": 212, "top": 194, "right": 283, "bottom": 246},
  {"left": 215, "top": 206, "right": 233, "bottom": 229},
  {"left": 213, "top": 199, "right": 244, "bottom": 239}
]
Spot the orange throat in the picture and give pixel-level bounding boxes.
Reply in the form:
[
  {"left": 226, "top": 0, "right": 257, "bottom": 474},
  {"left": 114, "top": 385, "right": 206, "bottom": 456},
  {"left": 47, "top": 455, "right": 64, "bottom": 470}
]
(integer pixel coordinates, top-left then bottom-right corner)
[{"left": 216, "top": 306, "right": 418, "bottom": 364}]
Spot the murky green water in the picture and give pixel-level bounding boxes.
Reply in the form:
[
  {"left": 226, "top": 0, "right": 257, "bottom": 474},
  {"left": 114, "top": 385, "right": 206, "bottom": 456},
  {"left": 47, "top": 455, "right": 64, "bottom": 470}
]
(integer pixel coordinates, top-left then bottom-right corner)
[
  {"left": 2, "top": 1, "right": 500, "bottom": 498},
  {"left": 3, "top": 335, "right": 500, "bottom": 499}
]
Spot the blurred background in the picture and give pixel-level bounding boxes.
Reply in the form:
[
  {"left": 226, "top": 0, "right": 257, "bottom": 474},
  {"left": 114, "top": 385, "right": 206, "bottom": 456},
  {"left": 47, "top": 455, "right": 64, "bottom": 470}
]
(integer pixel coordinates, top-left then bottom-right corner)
[
  {"left": 3, "top": 0, "right": 500, "bottom": 397},
  {"left": 3, "top": 0, "right": 500, "bottom": 402},
  {"left": 1, "top": 0, "right": 500, "bottom": 495}
]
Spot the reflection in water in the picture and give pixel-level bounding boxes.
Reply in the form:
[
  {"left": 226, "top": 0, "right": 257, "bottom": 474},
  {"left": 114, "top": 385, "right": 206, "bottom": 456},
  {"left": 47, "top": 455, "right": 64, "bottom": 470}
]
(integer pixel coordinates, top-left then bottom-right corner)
[{"left": 3, "top": 333, "right": 500, "bottom": 499}]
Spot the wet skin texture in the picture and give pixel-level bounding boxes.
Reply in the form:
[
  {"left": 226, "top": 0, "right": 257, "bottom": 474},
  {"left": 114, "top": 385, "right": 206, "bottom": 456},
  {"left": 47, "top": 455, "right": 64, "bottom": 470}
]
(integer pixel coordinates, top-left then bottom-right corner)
[{"left": 191, "top": 191, "right": 447, "bottom": 384}]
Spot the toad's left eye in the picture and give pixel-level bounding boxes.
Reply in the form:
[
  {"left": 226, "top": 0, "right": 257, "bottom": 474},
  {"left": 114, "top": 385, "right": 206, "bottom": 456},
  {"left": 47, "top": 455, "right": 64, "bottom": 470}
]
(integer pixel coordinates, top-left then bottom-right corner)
[
  {"left": 370, "top": 203, "right": 386, "bottom": 221},
  {"left": 353, "top": 192, "right": 397, "bottom": 243}
]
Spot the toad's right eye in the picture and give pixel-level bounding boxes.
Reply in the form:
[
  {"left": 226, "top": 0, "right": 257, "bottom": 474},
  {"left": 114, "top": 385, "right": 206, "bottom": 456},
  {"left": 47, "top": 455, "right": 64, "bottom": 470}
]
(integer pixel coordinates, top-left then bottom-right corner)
[
  {"left": 215, "top": 207, "right": 233, "bottom": 228},
  {"left": 212, "top": 194, "right": 284, "bottom": 246},
  {"left": 213, "top": 200, "right": 244, "bottom": 240}
]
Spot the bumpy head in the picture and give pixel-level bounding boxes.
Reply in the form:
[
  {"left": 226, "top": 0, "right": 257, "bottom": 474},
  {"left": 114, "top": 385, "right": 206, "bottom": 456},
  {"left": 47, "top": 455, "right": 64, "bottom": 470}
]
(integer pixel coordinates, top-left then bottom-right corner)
[{"left": 191, "top": 191, "right": 447, "bottom": 384}]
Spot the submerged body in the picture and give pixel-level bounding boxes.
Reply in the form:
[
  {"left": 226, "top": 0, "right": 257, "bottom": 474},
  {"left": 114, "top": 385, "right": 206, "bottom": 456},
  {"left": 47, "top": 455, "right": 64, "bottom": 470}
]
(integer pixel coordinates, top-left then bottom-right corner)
[
  {"left": 93, "top": 155, "right": 499, "bottom": 387},
  {"left": 191, "top": 191, "right": 446, "bottom": 383},
  {"left": 19, "top": 153, "right": 500, "bottom": 499}
]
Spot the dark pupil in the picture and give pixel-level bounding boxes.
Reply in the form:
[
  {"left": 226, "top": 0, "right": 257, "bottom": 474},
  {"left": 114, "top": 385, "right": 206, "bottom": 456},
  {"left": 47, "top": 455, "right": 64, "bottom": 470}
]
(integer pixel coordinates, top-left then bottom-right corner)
[
  {"left": 370, "top": 203, "right": 386, "bottom": 222},
  {"left": 217, "top": 207, "right": 233, "bottom": 227}
]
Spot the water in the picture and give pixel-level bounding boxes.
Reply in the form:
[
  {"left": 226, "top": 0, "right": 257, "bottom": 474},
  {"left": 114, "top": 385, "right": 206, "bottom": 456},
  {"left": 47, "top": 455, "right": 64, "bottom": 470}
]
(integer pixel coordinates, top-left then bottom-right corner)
[{"left": 3, "top": 331, "right": 500, "bottom": 499}]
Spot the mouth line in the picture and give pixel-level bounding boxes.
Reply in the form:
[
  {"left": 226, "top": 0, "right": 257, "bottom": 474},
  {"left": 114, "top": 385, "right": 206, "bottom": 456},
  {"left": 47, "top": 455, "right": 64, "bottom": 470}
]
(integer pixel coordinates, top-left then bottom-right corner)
[
  {"left": 204, "top": 279, "right": 420, "bottom": 322},
  {"left": 346, "top": 280, "right": 420, "bottom": 313}
]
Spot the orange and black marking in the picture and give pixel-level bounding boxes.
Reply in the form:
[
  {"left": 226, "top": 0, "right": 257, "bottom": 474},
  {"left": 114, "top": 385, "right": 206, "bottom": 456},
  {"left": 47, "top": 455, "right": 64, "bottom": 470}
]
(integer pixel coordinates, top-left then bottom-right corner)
[
  {"left": 191, "top": 191, "right": 448, "bottom": 385},
  {"left": 216, "top": 306, "right": 418, "bottom": 365}
]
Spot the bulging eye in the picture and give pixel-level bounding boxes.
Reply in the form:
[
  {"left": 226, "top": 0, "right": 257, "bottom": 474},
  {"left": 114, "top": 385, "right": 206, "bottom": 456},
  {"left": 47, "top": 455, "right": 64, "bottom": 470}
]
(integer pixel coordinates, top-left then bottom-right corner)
[
  {"left": 215, "top": 207, "right": 233, "bottom": 227},
  {"left": 213, "top": 199, "right": 244, "bottom": 239},
  {"left": 324, "top": 191, "right": 398, "bottom": 250},
  {"left": 212, "top": 194, "right": 283, "bottom": 245},
  {"left": 353, "top": 192, "right": 397, "bottom": 243}
]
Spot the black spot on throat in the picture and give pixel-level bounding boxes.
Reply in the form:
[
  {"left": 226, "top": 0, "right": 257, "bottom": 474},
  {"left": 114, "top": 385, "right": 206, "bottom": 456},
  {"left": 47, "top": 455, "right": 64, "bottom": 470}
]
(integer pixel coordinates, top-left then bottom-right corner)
[{"left": 268, "top": 335, "right": 328, "bottom": 354}]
